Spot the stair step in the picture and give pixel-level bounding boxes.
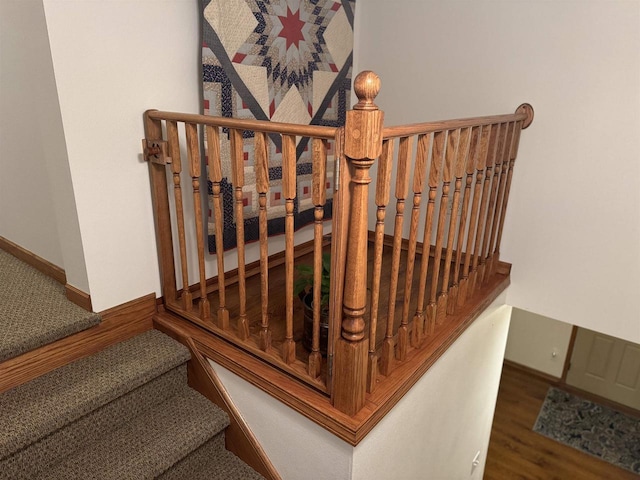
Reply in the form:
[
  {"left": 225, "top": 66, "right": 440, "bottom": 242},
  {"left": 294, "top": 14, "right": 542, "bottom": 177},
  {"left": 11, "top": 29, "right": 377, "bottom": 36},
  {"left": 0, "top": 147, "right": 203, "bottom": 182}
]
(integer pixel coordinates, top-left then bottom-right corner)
[
  {"left": 159, "top": 434, "right": 264, "bottom": 480},
  {"left": 1, "top": 365, "right": 187, "bottom": 480},
  {"left": 0, "top": 329, "right": 190, "bottom": 460},
  {"left": 38, "top": 386, "right": 230, "bottom": 480}
]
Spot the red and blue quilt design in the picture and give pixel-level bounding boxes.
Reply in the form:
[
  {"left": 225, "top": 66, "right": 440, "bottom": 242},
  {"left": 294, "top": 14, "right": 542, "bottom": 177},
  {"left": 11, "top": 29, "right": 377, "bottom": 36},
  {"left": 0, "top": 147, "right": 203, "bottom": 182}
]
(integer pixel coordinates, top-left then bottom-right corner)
[{"left": 202, "top": 0, "right": 355, "bottom": 252}]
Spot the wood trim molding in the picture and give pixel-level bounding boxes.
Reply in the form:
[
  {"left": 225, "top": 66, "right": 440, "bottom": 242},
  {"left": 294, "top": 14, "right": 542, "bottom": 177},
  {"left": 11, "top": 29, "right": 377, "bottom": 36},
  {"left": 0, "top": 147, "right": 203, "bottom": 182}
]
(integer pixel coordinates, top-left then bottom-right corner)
[
  {"left": 0, "top": 293, "right": 157, "bottom": 394},
  {"left": 561, "top": 325, "right": 578, "bottom": 383},
  {"left": 502, "top": 359, "right": 561, "bottom": 385},
  {"left": 65, "top": 283, "right": 93, "bottom": 312},
  {"left": 185, "top": 339, "right": 281, "bottom": 480},
  {"left": 154, "top": 271, "right": 510, "bottom": 446},
  {"left": 0, "top": 235, "right": 66, "bottom": 284}
]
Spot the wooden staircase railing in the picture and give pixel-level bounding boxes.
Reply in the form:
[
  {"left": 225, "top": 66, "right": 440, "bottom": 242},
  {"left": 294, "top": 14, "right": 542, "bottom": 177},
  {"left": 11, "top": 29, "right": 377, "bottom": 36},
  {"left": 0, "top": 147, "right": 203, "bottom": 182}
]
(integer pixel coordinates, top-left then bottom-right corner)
[{"left": 143, "top": 71, "right": 533, "bottom": 417}]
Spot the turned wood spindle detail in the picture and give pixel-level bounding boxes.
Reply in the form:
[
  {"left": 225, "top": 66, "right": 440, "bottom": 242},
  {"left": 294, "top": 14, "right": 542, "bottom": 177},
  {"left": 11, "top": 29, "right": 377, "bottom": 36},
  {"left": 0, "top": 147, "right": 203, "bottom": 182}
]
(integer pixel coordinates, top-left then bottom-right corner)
[
  {"left": 255, "top": 131, "right": 272, "bottom": 351},
  {"left": 282, "top": 134, "right": 297, "bottom": 365},
  {"left": 167, "top": 120, "right": 192, "bottom": 311}
]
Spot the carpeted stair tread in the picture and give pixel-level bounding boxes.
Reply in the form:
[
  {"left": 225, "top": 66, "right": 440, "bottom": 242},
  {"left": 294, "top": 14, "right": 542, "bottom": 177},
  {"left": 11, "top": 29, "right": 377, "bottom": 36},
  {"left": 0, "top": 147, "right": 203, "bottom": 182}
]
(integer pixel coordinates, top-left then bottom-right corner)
[
  {"left": 0, "top": 249, "right": 101, "bottom": 362},
  {"left": 0, "top": 329, "right": 190, "bottom": 460},
  {"left": 0, "top": 365, "right": 188, "bottom": 480},
  {"left": 159, "top": 434, "right": 265, "bottom": 480},
  {"left": 38, "top": 386, "right": 230, "bottom": 480}
]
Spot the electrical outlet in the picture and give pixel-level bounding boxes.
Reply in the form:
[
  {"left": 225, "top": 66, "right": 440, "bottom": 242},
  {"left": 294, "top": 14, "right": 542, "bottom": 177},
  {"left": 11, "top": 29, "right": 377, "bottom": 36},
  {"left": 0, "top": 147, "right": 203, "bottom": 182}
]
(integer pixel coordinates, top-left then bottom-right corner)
[{"left": 471, "top": 450, "right": 481, "bottom": 474}]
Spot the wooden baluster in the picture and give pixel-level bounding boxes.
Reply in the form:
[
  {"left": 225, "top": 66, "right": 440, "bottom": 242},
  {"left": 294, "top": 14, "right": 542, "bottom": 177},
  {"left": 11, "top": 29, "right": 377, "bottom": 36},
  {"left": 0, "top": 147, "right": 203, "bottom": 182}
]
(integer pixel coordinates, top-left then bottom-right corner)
[
  {"left": 469, "top": 124, "right": 499, "bottom": 295},
  {"left": 414, "top": 131, "right": 443, "bottom": 337},
  {"left": 486, "top": 122, "right": 515, "bottom": 278},
  {"left": 430, "top": 129, "right": 458, "bottom": 326},
  {"left": 380, "top": 136, "right": 411, "bottom": 376},
  {"left": 449, "top": 126, "right": 480, "bottom": 314},
  {"left": 333, "top": 71, "right": 383, "bottom": 415},
  {"left": 309, "top": 137, "right": 327, "bottom": 378},
  {"left": 255, "top": 131, "right": 271, "bottom": 350},
  {"left": 143, "top": 112, "right": 177, "bottom": 304},
  {"left": 460, "top": 126, "right": 491, "bottom": 305},
  {"left": 441, "top": 127, "right": 471, "bottom": 317},
  {"left": 166, "top": 121, "right": 192, "bottom": 311},
  {"left": 367, "top": 139, "right": 393, "bottom": 392},
  {"left": 185, "top": 123, "right": 211, "bottom": 320},
  {"left": 206, "top": 125, "right": 229, "bottom": 328},
  {"left": 478, "top": 123, "right": 506, "bottom": 286},
  {"left": 282, "top": 134, "right": 297, "bottom": 364},
  {"left": 229, "top": 128, "right": 250, "bottom": 339},
  {"left": 404, "top": 134, "right": 429, "bottom": 350},
  {"left": 491, "top": 119, "right": 524, "bottom": 275},
  {"left": 395, "top": 135, "right": 416, "bottom": 362}
]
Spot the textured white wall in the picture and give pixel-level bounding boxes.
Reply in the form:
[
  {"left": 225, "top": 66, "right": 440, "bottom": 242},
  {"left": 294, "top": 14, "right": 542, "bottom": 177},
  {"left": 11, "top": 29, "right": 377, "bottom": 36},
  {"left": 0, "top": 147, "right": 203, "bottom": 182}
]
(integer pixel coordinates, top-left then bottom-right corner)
[
  {"left": 209, "top": 360, "right": 354, "bottom": 480},
  {"left": 505, "top": 308, "right": 574, "bottom": 378},
  {"left": 352, "top": 294, "right": 511, "bottom": 480},
  {"left": 0, "top": 0, "right": 63, "bottom": 267},
  {"left": 42, "top": 0, "right": 202, "bottom": 310},
  {"left": 354, "top": 0, "right": 640, "bottom": 343}
]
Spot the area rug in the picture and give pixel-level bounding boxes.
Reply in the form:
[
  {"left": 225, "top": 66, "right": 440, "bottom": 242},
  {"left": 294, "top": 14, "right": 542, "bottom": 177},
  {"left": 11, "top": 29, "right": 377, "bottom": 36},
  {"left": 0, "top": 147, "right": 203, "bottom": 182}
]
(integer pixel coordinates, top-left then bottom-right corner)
[
  {"left": 201, "top": 0, "right": 355, "bottom": 252},
  {"left": 533, "top": 387, "right": 640, "bottom": 474}
]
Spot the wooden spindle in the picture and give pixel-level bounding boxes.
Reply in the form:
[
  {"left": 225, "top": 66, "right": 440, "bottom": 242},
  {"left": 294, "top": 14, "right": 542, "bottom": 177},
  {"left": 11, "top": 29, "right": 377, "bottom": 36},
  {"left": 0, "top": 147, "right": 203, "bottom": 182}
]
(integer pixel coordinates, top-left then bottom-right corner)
[
  {"left": 206, "top": 125, "right": 229, "bottom": 329},
  {"left": 395, "top": 135, "right": 415, "bottom": 362},
  {"left": 282, "top": 134, "right": 297, "bottom": 364},
  {"left": 367, "top": 139, "right": 393, "bottom": 392},
  {"left": 459, "top": 125, "right": 491, "bottom": 305},
  {"left": 469, "top": 124, "right": 499, "bottom": 295},
  {"left": 185, "top": 123, "right": 210, "bottom": 320},
  {"left": 414, "top": 131, "right": 443, "bottom": 337},
  {"left": 167, "top": 121, "right": 192, "bottom": 311},
  {"left": 491, "top": 119, "right": 524, "bottom": 275},
  {"left": 229, "top": 128, "right": 249, "bottom": 339},
  {"left": 333, "top": 71, "right": 383, "bottom": 415},
  {"left": 309, "top": 137, "right": 327, "bottom": 378},
  {"left": 449, "top": 126, "right": 480, "bottom": 313},
  {"left": 430, "top": 129, "right": 458, "bottom": 326},
  {"left": 143, "top": 112, "right": 177, "bottom": 304},
  {"left": 255, "top": 131, "right": 271, "bottom": 351},
  {"left": 486, "top": 122, "right": 515, "bottom": 278},
  {"left": 380, "top": 136, "right": 411, "bottom": 376},
  {"left": 404, "top": 134, "right": 430, "bottom": 349},
  {"left": 441, "top": 127, "right": 470, "bottom": 317},
  {"left": 478, "top": 123, "right": 507, "bottom": 286}
]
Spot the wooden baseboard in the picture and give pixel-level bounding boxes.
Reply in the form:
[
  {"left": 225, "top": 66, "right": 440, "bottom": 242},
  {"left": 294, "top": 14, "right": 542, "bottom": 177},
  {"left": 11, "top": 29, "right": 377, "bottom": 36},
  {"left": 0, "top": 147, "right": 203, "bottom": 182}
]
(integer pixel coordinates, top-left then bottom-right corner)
[
  {"left": 0, "top": 293, "right": 157, "bottom": 394},
  {"left": 502, "top": 359, "right": 561, "bottom": 385},
  {"left": 0, "top": 235, "right": 66, "bottom": 285},
  {"left": 65, "top": 283, "right": 93, "bottom": 312},
  {"left": 185, "top": 339, "right": 281, "bottom": 480}
]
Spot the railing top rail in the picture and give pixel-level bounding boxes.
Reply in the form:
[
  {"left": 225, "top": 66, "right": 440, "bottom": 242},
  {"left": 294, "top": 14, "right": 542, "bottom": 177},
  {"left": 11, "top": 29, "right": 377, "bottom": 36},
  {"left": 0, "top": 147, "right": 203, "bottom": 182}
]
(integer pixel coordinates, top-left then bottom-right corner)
[
  {"left": 145, "top": 110, "right": 339, "bottom": 140},
  {"left": 381, "top": 106, "right": 533, "bottom": 139}
]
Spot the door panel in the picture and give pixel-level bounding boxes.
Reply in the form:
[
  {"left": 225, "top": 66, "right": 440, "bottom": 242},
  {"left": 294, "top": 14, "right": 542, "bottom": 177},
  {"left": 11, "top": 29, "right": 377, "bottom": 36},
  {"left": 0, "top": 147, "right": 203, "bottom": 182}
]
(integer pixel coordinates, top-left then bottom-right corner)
[{"left": 566, "top": 328, "right": 640, "bottom": 410}]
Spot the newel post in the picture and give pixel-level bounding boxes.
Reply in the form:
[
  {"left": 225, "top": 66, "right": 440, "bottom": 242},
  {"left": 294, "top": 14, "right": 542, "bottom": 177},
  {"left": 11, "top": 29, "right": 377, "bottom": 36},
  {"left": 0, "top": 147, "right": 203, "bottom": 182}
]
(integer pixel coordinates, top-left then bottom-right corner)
[{"left": 333, "top": 71, "right": 384, "bottom": 415}]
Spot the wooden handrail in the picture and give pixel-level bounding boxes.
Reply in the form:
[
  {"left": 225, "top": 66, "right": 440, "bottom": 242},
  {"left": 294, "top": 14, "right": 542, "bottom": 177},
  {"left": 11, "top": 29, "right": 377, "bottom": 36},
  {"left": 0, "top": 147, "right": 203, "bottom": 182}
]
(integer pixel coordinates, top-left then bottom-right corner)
[{"left": 146, "top": 110, "right": 338, "bottom": 139}]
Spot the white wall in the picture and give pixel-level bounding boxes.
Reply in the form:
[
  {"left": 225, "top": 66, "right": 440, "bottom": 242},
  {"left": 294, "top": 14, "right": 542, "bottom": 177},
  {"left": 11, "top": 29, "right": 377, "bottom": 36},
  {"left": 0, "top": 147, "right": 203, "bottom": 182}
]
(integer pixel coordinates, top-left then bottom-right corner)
[
  {"left": 210, "top": 292, "right": 510, "bottom": 480},
  {"left": 0, "top": 0, "right": 62, "bottom": 267},
  {"left": 352, "top": 295, "right": 511, "bottom": 480},
  {"left": 504, "top": 308, "right": 574, "bottom": 378},
  {"left": 354, "top": 0, "right": 640, "bottom": 344},
  {"left": 42, "top": 0, "right": 202, "bottom": 310}
]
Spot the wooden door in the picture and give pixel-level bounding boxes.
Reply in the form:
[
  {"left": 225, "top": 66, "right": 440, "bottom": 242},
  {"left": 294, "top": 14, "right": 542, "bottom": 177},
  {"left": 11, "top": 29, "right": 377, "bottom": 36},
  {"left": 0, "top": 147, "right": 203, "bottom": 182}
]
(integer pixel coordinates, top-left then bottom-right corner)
[{"left": 566, "top": 327, "right": 640, "bottom": 410}]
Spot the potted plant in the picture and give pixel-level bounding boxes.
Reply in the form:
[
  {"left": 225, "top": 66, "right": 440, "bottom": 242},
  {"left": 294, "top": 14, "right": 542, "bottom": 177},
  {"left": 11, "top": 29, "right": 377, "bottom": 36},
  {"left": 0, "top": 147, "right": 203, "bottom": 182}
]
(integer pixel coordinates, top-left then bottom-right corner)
[{"left": 294, "top": 252, "right": 331, "bottom": 355}]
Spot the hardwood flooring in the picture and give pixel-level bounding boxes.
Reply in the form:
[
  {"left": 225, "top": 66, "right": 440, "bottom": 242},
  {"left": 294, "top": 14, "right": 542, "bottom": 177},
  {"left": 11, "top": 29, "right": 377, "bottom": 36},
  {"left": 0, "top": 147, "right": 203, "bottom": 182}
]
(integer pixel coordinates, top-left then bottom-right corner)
[{"left": 484, "top": 363, "right": 638, "bottom": 479}]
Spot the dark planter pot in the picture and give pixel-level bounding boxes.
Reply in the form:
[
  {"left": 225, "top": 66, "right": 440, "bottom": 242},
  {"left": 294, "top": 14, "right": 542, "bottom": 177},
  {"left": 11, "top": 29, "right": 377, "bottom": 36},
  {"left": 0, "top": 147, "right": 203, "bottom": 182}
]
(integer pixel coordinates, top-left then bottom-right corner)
[{"left": 301, "top": 292, "right": 329, "bottom": 355}]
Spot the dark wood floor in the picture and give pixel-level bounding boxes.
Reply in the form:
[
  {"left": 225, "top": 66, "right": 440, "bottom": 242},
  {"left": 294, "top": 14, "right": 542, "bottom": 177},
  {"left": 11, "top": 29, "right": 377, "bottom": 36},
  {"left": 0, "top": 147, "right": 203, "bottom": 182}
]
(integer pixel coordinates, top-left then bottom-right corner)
[{"left": 484, "top": 363, "right": 639, "bottom": 479}]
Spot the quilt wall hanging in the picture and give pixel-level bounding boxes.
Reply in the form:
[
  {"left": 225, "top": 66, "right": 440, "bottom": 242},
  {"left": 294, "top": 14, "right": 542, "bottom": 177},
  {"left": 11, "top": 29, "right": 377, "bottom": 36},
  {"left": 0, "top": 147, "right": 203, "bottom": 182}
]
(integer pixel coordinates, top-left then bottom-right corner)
[{"left": 201, "top": 0, "right": 355, "bottom": 252}]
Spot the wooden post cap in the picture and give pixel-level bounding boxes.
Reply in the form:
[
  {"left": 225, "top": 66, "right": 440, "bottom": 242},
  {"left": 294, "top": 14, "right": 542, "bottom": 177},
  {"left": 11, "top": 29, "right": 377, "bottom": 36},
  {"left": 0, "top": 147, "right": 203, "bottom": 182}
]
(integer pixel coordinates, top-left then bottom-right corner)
[
  {"left": 516, "top": 103, "right": 534, "bottom": 129},
  {"left": 353, "top": 71, "right": 381, "bottom": 111}
]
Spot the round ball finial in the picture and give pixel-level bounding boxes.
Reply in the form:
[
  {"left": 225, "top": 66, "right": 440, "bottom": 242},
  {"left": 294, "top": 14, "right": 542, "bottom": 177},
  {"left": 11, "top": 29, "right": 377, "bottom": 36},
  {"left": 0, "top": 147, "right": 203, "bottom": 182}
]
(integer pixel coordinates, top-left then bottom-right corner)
[
  {"left": 354, "top": 71, "right": 381, "bottom": 111},
  {"left": 516, "top": 103, "right": 534, "bottom": 129}
]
